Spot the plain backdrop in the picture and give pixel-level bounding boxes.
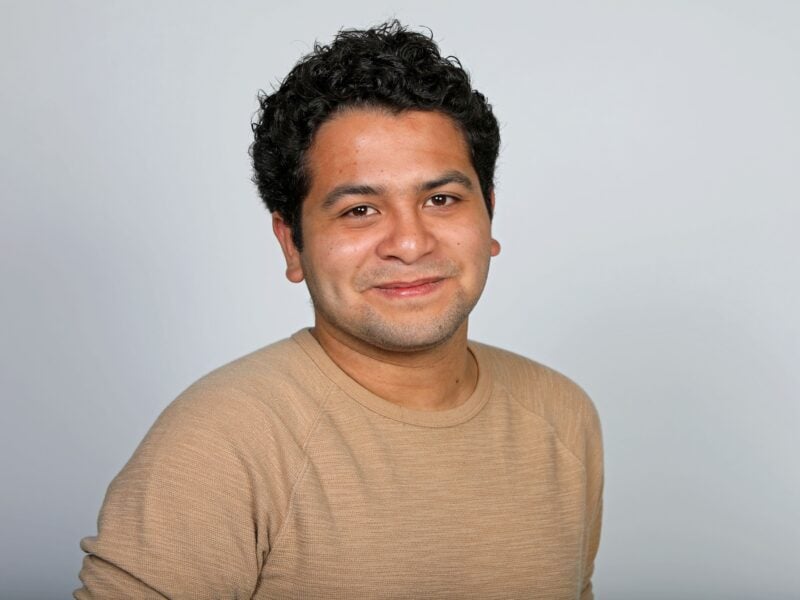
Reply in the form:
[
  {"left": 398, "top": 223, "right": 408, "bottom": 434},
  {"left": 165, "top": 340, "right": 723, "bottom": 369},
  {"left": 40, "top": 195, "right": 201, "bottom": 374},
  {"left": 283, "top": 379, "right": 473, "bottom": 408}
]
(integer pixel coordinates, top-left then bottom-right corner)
[{"left": 1, "top": 1, "right": 798, "bottom": 598}]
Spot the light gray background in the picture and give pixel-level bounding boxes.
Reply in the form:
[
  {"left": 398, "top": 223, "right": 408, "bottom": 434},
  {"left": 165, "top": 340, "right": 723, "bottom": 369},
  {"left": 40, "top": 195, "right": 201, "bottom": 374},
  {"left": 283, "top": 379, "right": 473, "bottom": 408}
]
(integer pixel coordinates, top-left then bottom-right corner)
[{"left": 2, "top": 1, "right": 798, "bottom": 598}]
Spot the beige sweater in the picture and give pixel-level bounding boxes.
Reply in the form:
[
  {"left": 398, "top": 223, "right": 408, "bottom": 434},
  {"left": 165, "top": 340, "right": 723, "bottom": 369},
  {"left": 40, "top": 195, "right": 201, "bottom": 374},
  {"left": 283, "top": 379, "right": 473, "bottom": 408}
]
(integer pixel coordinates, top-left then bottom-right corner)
[{"left": 76, "top": 330, "right": 603, "bottom": 599}]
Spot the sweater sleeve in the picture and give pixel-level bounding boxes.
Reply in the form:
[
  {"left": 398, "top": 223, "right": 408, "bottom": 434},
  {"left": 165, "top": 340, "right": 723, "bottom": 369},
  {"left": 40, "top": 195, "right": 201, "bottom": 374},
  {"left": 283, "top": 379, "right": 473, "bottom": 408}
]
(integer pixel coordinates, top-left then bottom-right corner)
[
  {"left": 579, "top": 397, "right": 604, "bottom": 600},
  {"left": 74, "top": 390, "right": 278, "bottom": 599}
]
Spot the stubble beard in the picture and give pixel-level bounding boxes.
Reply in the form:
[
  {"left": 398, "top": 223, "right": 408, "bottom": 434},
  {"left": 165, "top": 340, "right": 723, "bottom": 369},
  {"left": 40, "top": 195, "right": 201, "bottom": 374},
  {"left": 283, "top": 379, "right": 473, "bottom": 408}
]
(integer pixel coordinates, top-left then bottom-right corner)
[
  {"left": 305, "top": 259, "right": 491, "bottom": 353},
  {"left": 330, "top": 288, "right": 478, "bottom": 352}
]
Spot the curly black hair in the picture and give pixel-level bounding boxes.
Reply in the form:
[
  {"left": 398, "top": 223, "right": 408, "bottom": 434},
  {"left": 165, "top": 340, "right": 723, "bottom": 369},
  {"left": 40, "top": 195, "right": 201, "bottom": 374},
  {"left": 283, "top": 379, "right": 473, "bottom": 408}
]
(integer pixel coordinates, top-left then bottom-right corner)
[{"left": 250, "top": 20, "right": 500, "bottom": 251}]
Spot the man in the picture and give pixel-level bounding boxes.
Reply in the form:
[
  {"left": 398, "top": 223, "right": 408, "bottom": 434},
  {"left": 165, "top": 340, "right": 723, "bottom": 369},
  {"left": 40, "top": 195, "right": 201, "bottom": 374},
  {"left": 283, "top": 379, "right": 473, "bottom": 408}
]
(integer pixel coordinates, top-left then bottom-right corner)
[{"left": 76, "top": 21, "right": 603, "bottom": 600}]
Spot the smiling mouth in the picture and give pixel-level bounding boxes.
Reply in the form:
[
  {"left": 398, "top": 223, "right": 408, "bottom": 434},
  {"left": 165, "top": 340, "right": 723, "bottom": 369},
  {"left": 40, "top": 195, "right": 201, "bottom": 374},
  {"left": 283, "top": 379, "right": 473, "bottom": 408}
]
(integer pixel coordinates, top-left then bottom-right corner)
[{"left": 372, "top": 277, "right": 445, "bottom": 297}]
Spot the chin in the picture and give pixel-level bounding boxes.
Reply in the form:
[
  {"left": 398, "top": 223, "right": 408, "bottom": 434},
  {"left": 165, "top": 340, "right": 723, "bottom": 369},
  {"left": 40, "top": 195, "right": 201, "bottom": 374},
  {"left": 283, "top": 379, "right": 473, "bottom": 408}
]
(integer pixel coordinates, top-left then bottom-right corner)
[{"left": 348, "top": 309, "right": 471, "bottom": 353}]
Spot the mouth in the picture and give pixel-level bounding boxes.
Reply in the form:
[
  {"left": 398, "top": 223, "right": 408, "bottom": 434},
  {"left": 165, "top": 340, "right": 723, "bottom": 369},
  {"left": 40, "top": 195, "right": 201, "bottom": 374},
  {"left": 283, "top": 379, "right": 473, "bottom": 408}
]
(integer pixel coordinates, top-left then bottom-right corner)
[{"left": 372, "top": 277, "right": 445, "bottom": 298}]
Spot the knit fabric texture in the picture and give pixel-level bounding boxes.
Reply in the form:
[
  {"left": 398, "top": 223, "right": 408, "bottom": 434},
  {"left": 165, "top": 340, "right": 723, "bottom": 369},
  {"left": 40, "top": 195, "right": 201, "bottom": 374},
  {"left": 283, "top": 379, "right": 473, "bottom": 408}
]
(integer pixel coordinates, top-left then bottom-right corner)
[{"left": 76, "top": 329, "right": 603, "bottom": 599}]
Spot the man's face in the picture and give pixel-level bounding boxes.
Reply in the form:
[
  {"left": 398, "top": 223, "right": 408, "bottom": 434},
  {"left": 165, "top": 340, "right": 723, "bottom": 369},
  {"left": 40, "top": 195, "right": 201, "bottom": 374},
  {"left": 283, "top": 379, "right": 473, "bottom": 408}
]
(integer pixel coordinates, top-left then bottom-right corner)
[{"left": 273, "top": 108, "right": 500, "bottom": 352}]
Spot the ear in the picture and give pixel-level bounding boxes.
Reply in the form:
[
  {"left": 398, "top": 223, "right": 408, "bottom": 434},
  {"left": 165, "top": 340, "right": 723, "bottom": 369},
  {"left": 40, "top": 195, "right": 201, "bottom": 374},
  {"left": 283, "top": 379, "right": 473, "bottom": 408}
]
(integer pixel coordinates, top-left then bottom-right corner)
[
  {"left": 272, "top": 213, "right": 305, "bottom": 283},
  {"left": 489, "top": 190, "right": 501, "bottom": 257}
]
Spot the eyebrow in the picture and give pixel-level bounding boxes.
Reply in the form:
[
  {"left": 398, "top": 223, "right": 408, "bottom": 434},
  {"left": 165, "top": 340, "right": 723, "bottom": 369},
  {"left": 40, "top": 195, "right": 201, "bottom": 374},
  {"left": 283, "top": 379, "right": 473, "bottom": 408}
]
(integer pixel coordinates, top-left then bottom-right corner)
[
  {"left": 321, "top": 184, "right": 385, "bottom": 209},
  {"left": 417, "top": 170, "right": 474, "bottom": 193}
]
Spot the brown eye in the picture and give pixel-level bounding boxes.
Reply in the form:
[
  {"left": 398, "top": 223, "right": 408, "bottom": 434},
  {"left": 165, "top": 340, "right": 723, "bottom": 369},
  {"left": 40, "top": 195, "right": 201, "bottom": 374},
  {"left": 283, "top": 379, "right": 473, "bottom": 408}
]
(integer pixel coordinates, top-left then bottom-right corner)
[
  {"left": 425, "top": 194, "right": 457, "bottom": 207},
  {"left": 345, "top": 205, "right": 377, "bottom": 217}
]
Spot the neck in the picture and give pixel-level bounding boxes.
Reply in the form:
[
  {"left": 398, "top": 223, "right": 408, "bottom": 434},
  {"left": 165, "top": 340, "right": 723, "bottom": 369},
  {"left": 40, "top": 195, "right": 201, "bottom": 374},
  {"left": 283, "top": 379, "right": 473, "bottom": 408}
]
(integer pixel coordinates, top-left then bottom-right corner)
[{"left": 311, "top": 321, "right": 477, "bottom": 411}]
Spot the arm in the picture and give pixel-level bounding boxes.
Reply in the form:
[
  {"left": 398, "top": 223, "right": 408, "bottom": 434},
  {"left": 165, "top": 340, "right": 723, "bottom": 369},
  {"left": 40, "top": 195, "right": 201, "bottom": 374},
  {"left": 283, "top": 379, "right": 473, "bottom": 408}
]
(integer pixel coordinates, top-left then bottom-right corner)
[
  {"left": 580, "top": 400, "right": 604, "bottom": 600},
  {"left": 75, "top": 391, "right": 273, "bottom": 599}
]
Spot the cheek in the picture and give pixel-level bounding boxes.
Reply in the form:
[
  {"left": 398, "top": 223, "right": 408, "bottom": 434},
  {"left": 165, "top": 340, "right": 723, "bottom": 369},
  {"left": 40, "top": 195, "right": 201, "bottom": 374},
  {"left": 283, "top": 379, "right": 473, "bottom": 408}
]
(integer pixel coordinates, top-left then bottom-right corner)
[
  {"left": 330, "top": 236, "right": 373, "bottom": 259},
  {"left": 307, "top": 231, "right": 376, "bottom": 280},
  {"left": 445, "top": 222, "right": 493, "bottom": 255}
]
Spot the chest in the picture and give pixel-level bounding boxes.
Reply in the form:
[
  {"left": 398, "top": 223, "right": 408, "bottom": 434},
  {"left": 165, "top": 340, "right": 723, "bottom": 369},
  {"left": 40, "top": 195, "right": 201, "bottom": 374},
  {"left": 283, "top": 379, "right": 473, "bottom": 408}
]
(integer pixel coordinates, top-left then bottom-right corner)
[{"left": 258, "top": 411, "right": 587, "bottom": 599}]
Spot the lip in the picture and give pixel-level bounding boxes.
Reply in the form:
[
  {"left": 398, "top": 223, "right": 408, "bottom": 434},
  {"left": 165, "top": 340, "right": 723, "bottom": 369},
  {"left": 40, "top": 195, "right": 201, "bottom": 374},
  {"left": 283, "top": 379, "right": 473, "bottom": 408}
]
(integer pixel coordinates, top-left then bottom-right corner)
[{"left": 372, "top": 277, "right": 445, "bottom": 298}]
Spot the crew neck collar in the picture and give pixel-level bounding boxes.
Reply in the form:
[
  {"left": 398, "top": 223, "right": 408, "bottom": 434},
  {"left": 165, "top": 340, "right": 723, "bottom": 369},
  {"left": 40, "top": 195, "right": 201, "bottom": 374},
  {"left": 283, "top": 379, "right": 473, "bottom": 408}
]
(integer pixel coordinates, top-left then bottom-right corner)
[{"left": 291, "top": 328, "right": 492, "bottom": 428}]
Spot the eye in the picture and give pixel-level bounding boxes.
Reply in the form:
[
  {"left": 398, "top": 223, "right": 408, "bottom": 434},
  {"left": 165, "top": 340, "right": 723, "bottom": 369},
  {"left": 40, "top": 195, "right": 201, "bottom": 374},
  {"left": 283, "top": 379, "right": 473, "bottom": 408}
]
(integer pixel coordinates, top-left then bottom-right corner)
[
  {"left": 425, "top": 194, "right": 459, "bottom": 207},
  {"left": 343, "top": 205, "right": 378, "bottom": 218}
]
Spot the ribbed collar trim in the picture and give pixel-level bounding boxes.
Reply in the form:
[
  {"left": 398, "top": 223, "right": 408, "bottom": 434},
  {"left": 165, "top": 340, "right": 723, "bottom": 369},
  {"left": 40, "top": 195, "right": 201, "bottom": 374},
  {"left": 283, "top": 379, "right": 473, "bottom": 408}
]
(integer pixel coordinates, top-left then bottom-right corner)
[{"left": 291, "top": 328, "right": 492, "bottom": 428}]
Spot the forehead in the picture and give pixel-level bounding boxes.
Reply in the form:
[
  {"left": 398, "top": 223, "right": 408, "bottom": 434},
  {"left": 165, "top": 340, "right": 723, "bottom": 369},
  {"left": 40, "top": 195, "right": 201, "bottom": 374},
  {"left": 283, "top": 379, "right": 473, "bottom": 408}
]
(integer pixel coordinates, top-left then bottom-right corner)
[{"left": 304, "top": 108, "right": 475, "bottom": 194}]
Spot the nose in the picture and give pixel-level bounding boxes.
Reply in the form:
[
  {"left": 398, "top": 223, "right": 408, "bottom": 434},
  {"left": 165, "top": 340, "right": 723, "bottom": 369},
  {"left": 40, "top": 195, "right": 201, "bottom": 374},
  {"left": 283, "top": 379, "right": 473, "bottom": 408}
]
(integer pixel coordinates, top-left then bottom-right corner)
[{"left": 375, "top": 208, "right": 436, "bottom": 264}]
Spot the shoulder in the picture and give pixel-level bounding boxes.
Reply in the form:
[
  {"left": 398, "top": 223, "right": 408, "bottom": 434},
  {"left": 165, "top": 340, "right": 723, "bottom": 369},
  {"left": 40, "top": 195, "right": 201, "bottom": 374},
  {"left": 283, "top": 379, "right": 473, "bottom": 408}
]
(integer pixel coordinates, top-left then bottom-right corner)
[
  {"left": 106, "top": 332, "right": 333, "bottom": 515},
  {"left": 472, "top": 341, "right": 602, "bottom": 465},
  {"left": 84, "top": 337, "right": 329, "bottom": 596},
  {"left": 471, "top": 341, "right": 595, "bottom": 414},
  {"left": 145, "top": 332, "right": 334, "bottom": 457}
]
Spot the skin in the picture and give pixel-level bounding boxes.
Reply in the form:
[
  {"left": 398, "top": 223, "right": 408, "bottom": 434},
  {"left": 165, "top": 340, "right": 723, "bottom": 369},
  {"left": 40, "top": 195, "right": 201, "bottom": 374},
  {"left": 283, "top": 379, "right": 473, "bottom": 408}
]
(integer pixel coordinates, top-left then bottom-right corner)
[{"left": 273, "top": 108, "right": 501, "bottom": 411}]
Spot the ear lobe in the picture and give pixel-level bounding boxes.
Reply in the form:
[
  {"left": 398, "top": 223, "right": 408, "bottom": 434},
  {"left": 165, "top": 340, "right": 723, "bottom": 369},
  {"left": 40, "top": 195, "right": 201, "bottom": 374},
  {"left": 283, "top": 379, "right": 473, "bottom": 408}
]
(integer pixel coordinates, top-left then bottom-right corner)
[{"left": 272, "top": 213, "right": 305, "bottom": 283}]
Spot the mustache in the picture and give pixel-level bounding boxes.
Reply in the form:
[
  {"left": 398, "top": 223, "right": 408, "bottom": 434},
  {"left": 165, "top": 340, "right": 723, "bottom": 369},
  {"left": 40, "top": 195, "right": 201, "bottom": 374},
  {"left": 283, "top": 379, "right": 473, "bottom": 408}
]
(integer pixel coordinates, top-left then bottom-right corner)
[{"left": 354, "top": 261, "right": 460, "bottom": 290}]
